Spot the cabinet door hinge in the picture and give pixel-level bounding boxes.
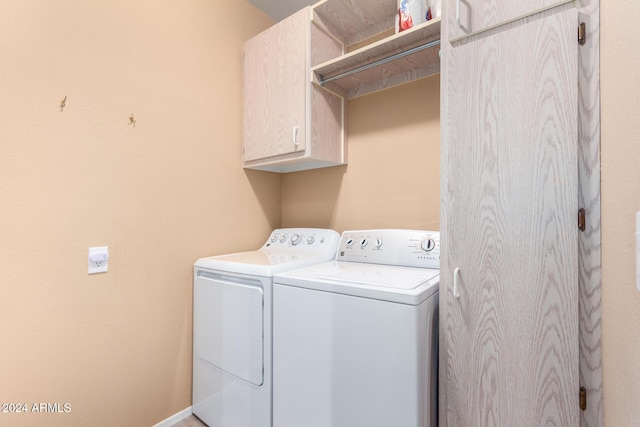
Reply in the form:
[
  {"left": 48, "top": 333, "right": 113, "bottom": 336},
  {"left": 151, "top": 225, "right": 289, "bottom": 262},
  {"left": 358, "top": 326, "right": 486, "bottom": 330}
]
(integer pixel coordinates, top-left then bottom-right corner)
[
  {"left": 578, "top": 208, "right": 586, "bottom": 232},
  {"left": 578, "top": 22, "right": 586, "bottom": 45},
  {"left": 579, "top": 386, "right": 587, "bottom": 411}
]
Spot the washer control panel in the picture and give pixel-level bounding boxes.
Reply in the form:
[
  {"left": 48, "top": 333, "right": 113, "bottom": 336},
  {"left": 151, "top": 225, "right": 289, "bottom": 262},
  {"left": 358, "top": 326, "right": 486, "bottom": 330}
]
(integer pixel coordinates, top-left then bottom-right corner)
[
  {"left": 262, "top": 228, "right": 340, "bottom": 254},
  {"left": 337, "top": 229, "right": 440, "bottom": 269}
]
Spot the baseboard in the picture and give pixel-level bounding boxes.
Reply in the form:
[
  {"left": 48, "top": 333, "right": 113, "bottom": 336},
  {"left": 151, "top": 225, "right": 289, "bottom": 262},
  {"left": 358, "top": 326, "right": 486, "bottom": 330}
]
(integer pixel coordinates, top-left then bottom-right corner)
[{"left": 152, "top": 406, "right": 193, "bottom": 427}]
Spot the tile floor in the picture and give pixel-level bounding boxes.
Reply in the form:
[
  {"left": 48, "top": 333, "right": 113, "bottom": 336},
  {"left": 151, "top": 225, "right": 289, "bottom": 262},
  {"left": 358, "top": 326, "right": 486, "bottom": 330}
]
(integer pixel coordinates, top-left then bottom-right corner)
[{"left": 171, "top": 415, "right": 207, "bottom": 427}]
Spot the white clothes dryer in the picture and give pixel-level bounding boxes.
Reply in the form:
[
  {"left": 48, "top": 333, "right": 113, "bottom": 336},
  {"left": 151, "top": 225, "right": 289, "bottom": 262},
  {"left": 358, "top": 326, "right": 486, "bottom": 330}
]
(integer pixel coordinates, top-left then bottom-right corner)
[
  {"left": 192, "top": 228, "right": 340, "bottom": 427},
  {"left": 272, "top": 229, "right": 440, "bottom": 427}
]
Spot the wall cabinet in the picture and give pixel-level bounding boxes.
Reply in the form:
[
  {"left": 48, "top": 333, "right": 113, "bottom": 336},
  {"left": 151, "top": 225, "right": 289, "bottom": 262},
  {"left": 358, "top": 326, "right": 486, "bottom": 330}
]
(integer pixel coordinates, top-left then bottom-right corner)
[
  {"left": 243, "top": 7, "right": 345, "bottom": 173},
  {"left": 243, "top": 0, "right": 443, "bottom": 172},
  {"left": 440, "top": 3, "right": 580, "bottom": 426}
]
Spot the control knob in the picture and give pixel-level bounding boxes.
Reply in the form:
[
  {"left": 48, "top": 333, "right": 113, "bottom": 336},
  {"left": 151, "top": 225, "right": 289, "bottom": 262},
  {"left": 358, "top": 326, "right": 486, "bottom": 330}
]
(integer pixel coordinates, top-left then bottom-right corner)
[
  {"left": 279, "top": 234, "right": 288, "bottom": 243},
  {"left": 306, "top": 236, "right": 315, "bottom": 245},
  {"left": 291, "top": 234, "right": 301, "bottom": 245},
  {"left": 270, "top": 235, "right": 278, "bottom": 243},
  {"left": 345, "top": 238, "right": 354, "bottom": 247},
  {"left": 373, "top": 238, "right": 383, "bottom": 249},
  {"left": 360, "top": 238, "right": 368, "bottom": 248},
  {"left": 420, "top": 238, "right": 436, "bottom": 252}
]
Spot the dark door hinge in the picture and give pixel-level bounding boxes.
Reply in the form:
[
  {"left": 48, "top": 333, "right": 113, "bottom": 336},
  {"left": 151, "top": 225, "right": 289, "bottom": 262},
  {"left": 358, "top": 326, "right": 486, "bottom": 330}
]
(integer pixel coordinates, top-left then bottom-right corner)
[
  {"left": 580, "top": 386, "right": 587, "bottom": 411},
  {"left": 578, "top": 22, "right": 586, "bottom": 45},
  {"left": 578, "top": 208, "right": 586, "bottom": 232}
]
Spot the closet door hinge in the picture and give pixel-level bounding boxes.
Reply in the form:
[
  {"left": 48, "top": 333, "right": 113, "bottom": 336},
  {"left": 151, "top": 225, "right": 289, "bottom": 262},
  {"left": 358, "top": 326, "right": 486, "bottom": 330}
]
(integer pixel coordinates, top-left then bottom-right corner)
[
  {"left": 578, "top": 208, "right": 586, "bottom": 232},
  {"left": 579, "top": 386, "right": 587, "bottom": 411},
  {"left": 578, "top": 22, "right": 586, "bottom": 45}
]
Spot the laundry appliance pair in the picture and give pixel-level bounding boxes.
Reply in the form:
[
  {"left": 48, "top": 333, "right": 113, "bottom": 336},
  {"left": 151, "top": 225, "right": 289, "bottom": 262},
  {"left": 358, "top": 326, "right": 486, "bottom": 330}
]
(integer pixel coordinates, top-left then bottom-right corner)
[{"left": 193, "top": 228, "right": 440, "bottom": 427}]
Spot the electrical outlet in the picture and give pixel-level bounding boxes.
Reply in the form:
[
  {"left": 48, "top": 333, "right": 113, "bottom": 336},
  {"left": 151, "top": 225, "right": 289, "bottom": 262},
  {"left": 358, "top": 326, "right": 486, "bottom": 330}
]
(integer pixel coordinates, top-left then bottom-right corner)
[{"left": 88, "top": 246, "right": 109, "bottom": 274}]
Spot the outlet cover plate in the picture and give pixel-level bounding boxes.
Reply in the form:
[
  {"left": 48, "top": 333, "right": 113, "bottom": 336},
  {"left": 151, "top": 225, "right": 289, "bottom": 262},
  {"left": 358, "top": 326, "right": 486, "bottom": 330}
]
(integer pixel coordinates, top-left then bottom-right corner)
[{"left": 88, "top": 246, "right": 109, "bottom": 274}]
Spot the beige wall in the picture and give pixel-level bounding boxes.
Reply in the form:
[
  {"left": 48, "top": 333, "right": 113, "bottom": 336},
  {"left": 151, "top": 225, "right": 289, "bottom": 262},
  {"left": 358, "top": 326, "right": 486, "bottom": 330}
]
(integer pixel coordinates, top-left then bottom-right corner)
[
  {"left": 0, "top": 1, "right": 278, "bottom": 426},
  {"left": 282, "top": 75, "right": 441, "bottom": 232},
  {"left": 602, "top": 0, "right": 640, "bottom": 425}
]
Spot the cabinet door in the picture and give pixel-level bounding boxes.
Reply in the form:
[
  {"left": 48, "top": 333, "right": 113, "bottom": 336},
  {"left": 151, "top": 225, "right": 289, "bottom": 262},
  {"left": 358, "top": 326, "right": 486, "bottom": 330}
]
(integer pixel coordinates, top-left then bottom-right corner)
[
  {"left": 440, "top": 8, "right": 579, "bottom": 427},
  {"left": 448, "top": 0, "right": 571, "bottom": 40},
  {"left": 243, "top": 9, "right": 308, "bottom": 162}
]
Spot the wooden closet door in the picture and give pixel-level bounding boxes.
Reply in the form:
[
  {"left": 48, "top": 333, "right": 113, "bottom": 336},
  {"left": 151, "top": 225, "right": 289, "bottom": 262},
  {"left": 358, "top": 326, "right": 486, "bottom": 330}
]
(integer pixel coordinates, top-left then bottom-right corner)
[{"left": 440, "top": 8, "right": 579, "bottom": 427}]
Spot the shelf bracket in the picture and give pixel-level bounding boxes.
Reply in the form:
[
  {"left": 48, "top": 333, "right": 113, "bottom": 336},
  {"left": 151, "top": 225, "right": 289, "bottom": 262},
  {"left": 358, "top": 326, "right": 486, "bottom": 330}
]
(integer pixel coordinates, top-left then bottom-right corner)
[{"left": 318, "top": 38, "right": 441, "bottom": 87}]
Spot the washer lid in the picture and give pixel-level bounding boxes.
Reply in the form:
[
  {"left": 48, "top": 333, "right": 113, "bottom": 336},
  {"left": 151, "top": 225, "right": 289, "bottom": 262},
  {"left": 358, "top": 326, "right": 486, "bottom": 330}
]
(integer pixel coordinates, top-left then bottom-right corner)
[
  {"left": 274, "top": 261, "right": 439, "bottom": 305},
  {"left": 194, "top": 250, "right": 332, "bottom": 277}
]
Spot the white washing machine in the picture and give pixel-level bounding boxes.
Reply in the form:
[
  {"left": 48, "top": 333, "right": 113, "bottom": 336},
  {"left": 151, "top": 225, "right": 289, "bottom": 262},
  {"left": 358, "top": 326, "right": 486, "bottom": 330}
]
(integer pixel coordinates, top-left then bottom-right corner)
[
  {"left": 272, "top": 229, "right": 440, "bottom": 427},
  {"left": 192, "top": 228, "right": 340, "bottom": 427}
]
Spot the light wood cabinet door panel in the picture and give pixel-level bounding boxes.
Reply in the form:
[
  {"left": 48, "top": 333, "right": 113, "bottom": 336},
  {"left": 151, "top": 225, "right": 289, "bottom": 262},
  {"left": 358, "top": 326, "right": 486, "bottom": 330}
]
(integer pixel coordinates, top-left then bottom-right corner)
[
  {"left": 441, "top": 8, "right": 579, "bottom": 427},
  {"left": 243, "top": 9, "right": 307, "bottom": 162}
]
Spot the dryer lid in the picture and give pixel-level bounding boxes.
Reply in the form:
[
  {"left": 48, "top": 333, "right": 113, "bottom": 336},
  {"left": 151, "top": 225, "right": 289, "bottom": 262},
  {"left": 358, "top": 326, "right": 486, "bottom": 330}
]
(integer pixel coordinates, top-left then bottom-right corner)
[{"left": 195, "top": 250, "right": 333, "bottom": 277}]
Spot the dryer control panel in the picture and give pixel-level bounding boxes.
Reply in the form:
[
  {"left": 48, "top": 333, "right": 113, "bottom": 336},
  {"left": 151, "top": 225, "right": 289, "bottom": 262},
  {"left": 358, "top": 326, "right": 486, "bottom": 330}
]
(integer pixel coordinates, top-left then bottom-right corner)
[
  {"left": 337, "top": 229, "right": 440, "bottom": 269},
  {"left": 262, "top": 228, "right": 340, "bottom": 255}
]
